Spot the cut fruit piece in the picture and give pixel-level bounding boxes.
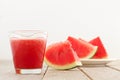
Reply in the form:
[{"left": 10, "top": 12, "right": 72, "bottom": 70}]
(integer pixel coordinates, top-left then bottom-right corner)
[
  {"left": 89, "top": 36, "right": 108, "bottom": 59},
  {"left": 67, "top": 36, "right": 98, "bottom": 59},
  {"left": 44, "top": 41, "right": 82, "bottom": 70}
]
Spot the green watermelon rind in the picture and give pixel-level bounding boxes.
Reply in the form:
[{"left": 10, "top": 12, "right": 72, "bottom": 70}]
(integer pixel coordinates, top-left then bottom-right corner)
[
  {"left": 44, "top": 57, "right": 82, "bottom": 70},
  {"left": 82, "top": 46, "right": 98, "bottom": 59}
]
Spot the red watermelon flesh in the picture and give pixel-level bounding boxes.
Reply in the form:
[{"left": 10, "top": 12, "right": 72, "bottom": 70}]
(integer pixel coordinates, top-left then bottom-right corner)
[
  {"left": 67, "top": 36, "right": 98, "bottom": 59},
  {"left": 89, "top": 37, "right": 108, "bottom": 59},
  {"left": 44, "top": 41, "right": 82, "bottom": 70}
]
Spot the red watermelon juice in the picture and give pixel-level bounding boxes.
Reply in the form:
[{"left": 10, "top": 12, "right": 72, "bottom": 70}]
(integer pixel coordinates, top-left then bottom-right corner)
[
  {"left": 10, "top": 38, "right": 47, "bottom": 74},
  {"left": 10, "top": 30, "right": 47, "bottom": 74}
]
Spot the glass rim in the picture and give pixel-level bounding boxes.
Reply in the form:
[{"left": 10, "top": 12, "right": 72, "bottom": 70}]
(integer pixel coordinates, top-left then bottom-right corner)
[
  {"left": 10, "top": 30, "right": 47, "bottom": 33},
  {"left": 9, "top": 30, "right": 48, "bottom": 38}
]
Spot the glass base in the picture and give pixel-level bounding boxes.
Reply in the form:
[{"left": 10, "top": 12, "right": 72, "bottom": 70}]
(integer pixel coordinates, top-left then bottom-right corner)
[{"left": 15, "top": 68, "right": 42, "bottom": 74}]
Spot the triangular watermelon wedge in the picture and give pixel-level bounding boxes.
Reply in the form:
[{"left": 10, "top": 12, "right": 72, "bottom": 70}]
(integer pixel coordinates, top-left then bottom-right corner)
[
  {"left": 44, "top": 41, "right": 82, "bottom": 70},
  {"left": 89, "top": 36, "right": 108, "bottom": 59},
  {"left": 67, "top": 36, "right": 98, "bottom": 59}
]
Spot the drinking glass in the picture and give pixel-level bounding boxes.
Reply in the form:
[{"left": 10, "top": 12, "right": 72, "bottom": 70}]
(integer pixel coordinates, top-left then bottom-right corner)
[{"left": 9, "top": 30, "right": 47, "bottom": 74}]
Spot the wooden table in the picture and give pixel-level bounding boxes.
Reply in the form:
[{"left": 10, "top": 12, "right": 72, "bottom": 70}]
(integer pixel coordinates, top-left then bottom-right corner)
[{"left": 0, "top": 60, "right": 120, "bottom": 80}]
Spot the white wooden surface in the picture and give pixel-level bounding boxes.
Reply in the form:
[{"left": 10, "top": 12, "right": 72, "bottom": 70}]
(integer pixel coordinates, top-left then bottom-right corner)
[{"left": 0, "top": 60, "right": 120, "bottom": 80}]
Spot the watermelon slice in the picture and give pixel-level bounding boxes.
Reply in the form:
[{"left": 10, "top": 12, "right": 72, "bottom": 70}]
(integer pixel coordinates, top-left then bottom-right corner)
[
  {"left": 67, "top": 36, "right": 98, "bottom": 59},
  {"left": 44, "top": 41, "right": 82, "bottom": 70},
  {"left": 89, "top": 36, "right": 108, "bottom": 59}
]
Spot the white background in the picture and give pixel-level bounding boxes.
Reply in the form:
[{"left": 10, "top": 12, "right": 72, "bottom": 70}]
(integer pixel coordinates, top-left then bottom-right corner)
[{"left": 0, "top": 0, "right": 120, "bottom": 60}]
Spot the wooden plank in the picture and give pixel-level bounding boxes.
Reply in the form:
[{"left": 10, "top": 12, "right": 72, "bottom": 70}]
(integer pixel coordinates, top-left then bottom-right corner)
[
  {"left": 1, "top": 60, "right": 120, "bottom": 80},
  {"left": 0, "top": 60, "right": 46, "bottom": 80},
  {"left": 78, "top": 66, "right": 120, "bottom": 80},
  {"left": 106, "top": 60, "right": 120, "bottom": 71},
  {"left": 43, "top": 67, "right": 90, "bottom": 80}
]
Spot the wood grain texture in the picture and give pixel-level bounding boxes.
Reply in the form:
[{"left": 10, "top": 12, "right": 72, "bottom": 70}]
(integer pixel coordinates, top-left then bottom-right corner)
[
  {"left": 79, "top": 66, "right": 120, "bottom": 80},
  {"left": 1, "top": 60, "right": 120, "bottom": 80},
  {"left": 43, "top": 67, "right": 90, "bottom": 80},
  {"left": 107, "top": 60, "right": 120, "bottom": 71},
  {"left": 0, "top": 60, "right": 46, "bottom": 80}
]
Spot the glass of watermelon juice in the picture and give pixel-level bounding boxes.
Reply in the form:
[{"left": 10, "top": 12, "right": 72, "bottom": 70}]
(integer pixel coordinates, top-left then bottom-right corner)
[{"left": 9, "top": 30, "right": 47, "bottom": 74}]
